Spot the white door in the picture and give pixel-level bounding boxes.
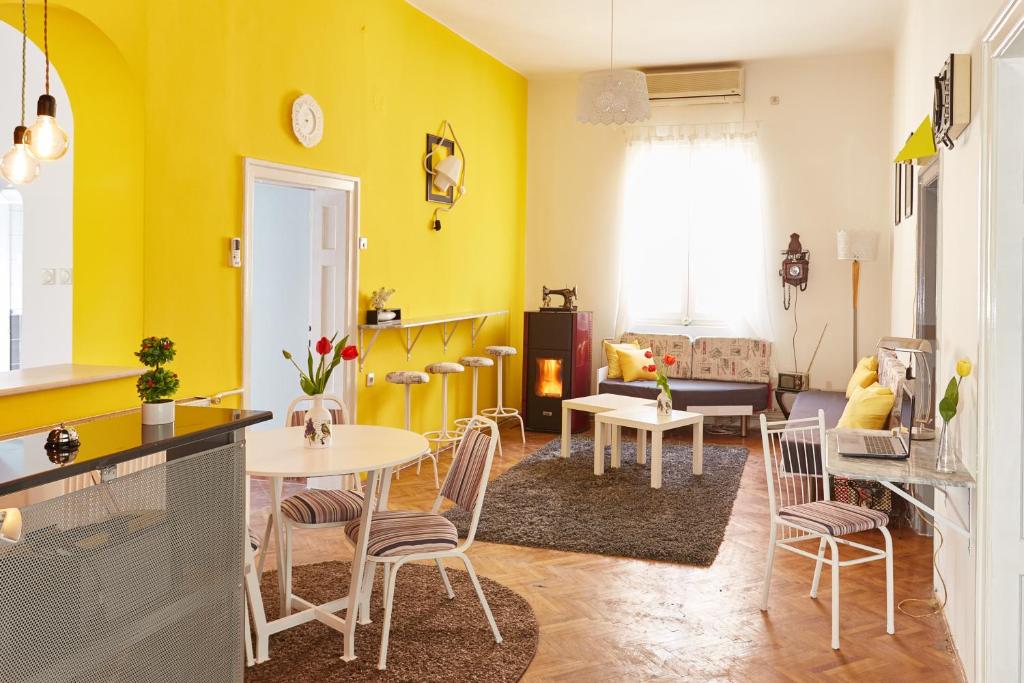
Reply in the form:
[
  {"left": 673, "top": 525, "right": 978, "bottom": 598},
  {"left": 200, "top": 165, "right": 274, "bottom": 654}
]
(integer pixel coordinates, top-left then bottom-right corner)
[
  {"left": 244, "top": 161, "right": 359, "bottom": 433},
  {"left": 982, "top": 48, "right": 1024, "bottom": 681}
]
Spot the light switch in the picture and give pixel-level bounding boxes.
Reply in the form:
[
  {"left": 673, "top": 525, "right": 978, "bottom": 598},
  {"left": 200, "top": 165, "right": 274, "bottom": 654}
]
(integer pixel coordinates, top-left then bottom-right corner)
[
  {"left": 359, "top": 237, "right": 368, "bottom": 250},
  {"left": 366, "top": 372, "right": 375, "bottom": 387},
  {"left": 59, "top": 268, "right": 73, "bottom": 285},
  {"left": 41, "top": 268, "right": 56, "bottom": 285}
]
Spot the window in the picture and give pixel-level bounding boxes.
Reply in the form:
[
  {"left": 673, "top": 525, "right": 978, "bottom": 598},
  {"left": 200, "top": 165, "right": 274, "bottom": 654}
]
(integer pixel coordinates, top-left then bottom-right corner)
[
  {"left": 0, "top": 188, "right": 22, "bottom": 372},
  {"left": 617, "top": 124, "right": 770, "bottom": 337}
]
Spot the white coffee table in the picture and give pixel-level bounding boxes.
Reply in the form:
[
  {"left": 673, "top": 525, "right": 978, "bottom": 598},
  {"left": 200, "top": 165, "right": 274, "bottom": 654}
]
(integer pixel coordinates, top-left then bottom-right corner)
[
  {"left": 560, "top": 393, "right": 655, "bottom": 459},
  {"left": 594, "top": 406, "right": 704, "bottom": 488}
]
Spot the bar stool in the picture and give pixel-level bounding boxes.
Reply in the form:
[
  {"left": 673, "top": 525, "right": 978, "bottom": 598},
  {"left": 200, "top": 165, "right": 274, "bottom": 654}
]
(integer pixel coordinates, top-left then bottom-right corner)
[
  {"left": 385, "top": 370, "right": 437, "bottom": 487},
  {"left": 481, "top": 345, "right": 525, "bottom": 456},
  {"left": 423, "top": 361, "right": 465, "bottom": 465},
  {"left": 455, "top": 355, "right": 494, "bottom": 431}
]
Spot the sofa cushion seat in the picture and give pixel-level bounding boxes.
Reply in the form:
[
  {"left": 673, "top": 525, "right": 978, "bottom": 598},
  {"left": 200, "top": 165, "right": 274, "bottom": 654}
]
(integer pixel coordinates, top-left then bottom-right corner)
[{"left": 599, "top": 376, "right": 770, "bottom": 411}]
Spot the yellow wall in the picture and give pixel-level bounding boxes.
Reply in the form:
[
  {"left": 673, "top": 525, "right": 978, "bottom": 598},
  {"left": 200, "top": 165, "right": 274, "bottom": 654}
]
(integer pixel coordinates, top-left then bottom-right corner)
[{"left": 0, "top": 0, "right": 526, "bottom": 435}]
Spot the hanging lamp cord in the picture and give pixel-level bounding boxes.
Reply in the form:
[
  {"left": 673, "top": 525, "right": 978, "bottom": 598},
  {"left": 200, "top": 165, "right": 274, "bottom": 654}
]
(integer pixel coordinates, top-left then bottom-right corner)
[
  {"left": 19, "top": 0, "right": 26, "bottom": 126},
  {"left": 43, "top": 0, "right": 50, "bottom": 95},
  {"left": 609, "top": 0, "right": 614, "bottom": 71}
]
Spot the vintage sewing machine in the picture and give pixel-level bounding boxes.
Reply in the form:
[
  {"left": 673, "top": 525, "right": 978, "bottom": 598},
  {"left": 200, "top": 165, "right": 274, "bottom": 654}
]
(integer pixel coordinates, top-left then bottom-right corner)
[{"left": 541, "top": 286, "right": 578, "bottom": 311}]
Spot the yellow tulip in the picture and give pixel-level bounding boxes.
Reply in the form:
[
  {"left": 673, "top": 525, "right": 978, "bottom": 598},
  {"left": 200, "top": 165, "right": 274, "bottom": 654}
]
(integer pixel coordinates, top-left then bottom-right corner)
[{"left": 956, "top": 358, "right": 972, "bottom": 378}]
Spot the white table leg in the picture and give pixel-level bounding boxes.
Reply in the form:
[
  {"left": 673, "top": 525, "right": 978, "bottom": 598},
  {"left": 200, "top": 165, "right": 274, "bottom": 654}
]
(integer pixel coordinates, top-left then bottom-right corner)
[
  {"left": 270, "top": 476, "right": 288, "bottom": 616},
  {"left": 651, "top": 431, "right": 663, "bottom": 488},
  {"left": 692, "top": 418, "right": 704, "bottom": 476},
  {"left": 560, "top": 406, "right": 571, "bottom": 458},
  {"left": 377, "top": 466, "right": 393, "bottom": 510},
  {"left": 594, "top": 419, "right": 605, "bottom": 475},
  {"left": 611, "top": 426, "right": 622, "bottom": 468},
  {"left": 637, "top": 430, "right": 647, "bottom": 465},
  {"left": 343, "top": 468, "right": 380, "bottom": 662}
]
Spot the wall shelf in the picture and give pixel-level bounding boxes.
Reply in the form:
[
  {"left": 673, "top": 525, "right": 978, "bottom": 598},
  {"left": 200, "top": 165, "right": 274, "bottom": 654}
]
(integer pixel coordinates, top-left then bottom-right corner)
[{"left": 357, "top": 310, "right": 508, "bottom": 371}]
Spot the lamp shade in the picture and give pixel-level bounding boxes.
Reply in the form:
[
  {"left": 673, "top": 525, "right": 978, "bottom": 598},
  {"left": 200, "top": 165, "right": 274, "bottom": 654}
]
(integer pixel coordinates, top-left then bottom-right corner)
[
  {"left": 433, "top": 154, "right": 463, "bottom": 193},
  {"left": 894, "top": 116, "right": 937, "bottom": 163},
  {"left": 0, "top": 507, "right": 22, "bottom": 544},
  {"left": 836, "top": 229, "right": 878, "bottom": 261},
  {"left": 576, "top": 69, "right": 651, "bottom": 125}
]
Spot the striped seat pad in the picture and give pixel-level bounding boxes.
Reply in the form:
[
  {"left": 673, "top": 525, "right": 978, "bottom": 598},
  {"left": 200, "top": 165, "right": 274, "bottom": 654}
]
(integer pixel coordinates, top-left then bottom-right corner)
[
  {"left": 248, "top": 528, "right": 262, "bottom": 550},
  {"left": 281, "top": 489, "right": 364, "bottom": 525},
  {"left": 778, "top": 500, "right": 888, "bottom": 536},
  {"left": 344, "top": 510, "right": 458, "bottom": 558}
]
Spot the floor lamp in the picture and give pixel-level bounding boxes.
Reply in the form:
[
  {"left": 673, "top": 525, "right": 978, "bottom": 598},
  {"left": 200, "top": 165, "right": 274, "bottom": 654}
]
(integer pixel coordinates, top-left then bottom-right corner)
[{"left": 836, "top": 230, "right": 878, "bottom": 370}]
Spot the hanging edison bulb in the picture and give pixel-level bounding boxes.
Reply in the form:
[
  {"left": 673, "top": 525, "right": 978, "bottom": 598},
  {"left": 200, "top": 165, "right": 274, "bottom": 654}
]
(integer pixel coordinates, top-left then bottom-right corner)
[
  {"left": 25, "top": 94, "right": 68, "bottom": 160},
  {"left": 1, "top": 126, "right": 40, "bottom": 184}
]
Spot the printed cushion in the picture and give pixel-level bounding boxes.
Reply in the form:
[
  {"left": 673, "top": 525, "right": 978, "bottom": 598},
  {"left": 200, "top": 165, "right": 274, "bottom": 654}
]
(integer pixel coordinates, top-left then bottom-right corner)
[
  {"left": 386, "top": 371, "right": 430, "bottom": 385},
  {"left": 837, "top": 382, "right": 895, "bottom": 430},
  {"left": 280, "top": 489, "right": 364, "bottom": 525},
  {"left": 778, "top": 500, "right": 889, "bottom": 536},
  {"left": 620, "top": 333, "right": 692, "bottom": 378},
  {"left": 691, "top": 337, "right": 771, "bottom": 384},
  {"left": 845, "top": 356, "right": 879, "bottom": 398},
  {"left": 345, "top": 510, "right": 458, "bottom": 558},
  {"left": 426, "top": 362, "right": 465, "bottom": 374},
  {"left": 603, "top": 340, "right": 640, "bottom": 379},
  {"left": 485, "top": 345, "right": 517, "bottom": 357},
  {"left": 617, "top": 347, "right": 658, "bottom": 382},
  {"left": 876, "top": 348, "right": 908, "bottom": 427},
  {"left": 459, "top": 356, "right": 494, "bottom": 368}
]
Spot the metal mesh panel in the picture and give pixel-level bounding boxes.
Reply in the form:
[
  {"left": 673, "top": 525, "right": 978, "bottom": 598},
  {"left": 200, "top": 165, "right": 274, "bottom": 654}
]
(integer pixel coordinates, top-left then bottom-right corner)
[{"left": 0, "top": 442, "right": 244, "bottom": 683}]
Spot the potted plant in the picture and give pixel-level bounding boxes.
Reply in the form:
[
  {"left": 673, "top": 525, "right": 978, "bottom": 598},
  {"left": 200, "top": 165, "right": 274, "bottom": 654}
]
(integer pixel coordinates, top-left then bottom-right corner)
[
  {"left": 369, "top": 287, "right": 397, "bottom": 323},
  {"left": 136, "top": 336, "right": 180, "bottom": 425},
  {"left": 283, "top": 333, "right": 358, "bottom": 449},
  {"left": 644, "top": 350, "right": 678, "bottom": 416},
  {"left": 936, "top": 357, "right": 972, "bottom": 473}
]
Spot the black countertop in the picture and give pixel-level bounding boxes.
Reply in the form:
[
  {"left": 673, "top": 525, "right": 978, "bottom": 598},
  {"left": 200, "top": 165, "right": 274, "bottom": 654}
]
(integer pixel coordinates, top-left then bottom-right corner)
[{"left": 0, "top": 406, "right": 273, "bottom": 496}]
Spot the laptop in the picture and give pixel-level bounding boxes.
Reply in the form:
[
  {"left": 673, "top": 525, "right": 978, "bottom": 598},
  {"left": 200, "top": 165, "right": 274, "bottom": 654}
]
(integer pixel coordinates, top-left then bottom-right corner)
[{"left": 836, "top": 385, "right": 914, "bottom": 459}]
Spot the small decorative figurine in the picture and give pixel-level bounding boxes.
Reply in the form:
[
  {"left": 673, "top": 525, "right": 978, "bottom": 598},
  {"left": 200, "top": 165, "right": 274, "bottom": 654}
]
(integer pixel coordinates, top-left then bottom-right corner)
[
  {"left": 45, "top": 423, "right": 80, "bottom": 464},
  {"left": 541, "top": 286, "right": 578, "bottom": 311}
]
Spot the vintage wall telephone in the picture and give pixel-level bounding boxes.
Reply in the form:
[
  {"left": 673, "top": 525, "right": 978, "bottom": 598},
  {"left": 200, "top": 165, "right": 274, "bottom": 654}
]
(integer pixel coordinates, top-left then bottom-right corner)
[{"left": 780, "top": 232, "right": 809, "bottom": 310}]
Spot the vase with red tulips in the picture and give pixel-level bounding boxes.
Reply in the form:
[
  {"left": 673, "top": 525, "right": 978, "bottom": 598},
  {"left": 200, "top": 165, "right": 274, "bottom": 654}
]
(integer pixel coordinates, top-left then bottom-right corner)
[
  {"left": 283, "top": 333, "right": 359, "bottom": 449},
  {"left": 640, "top": 350, "right": 677, "bottom": 417}
]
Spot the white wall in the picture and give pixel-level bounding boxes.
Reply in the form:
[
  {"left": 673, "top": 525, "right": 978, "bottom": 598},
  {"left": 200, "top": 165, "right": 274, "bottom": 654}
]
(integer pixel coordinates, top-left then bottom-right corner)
[
  {"left": 0, "top": 21, "right": 73, "bottom": 370},
  {"left": 889, "top": 1, "right": 1006, "bottom": 679},
  {"left": 526, "top": 53, "right": 893, "bottom": 390}
]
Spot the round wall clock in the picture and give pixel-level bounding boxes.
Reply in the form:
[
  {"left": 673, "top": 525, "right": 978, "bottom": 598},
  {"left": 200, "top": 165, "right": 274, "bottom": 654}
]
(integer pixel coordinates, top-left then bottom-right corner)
[{"left": 291, "top": 94, "right": 324, "bottom": 148}]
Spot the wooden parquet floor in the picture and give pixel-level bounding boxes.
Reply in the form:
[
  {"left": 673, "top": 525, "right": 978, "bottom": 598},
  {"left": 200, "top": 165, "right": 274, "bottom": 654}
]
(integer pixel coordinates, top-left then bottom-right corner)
[{"left": 249, "top": 424, "right": 963, "bottom": 682}]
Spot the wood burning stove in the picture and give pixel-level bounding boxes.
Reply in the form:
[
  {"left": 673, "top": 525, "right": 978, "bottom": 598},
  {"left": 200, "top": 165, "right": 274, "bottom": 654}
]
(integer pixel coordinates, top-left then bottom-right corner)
[{"left": 523, "top": 310, "right": 592, "bottom": 432}]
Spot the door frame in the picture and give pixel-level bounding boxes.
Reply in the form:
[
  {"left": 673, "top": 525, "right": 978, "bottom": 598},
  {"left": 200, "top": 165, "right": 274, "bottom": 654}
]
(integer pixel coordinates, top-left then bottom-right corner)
[
  {"left": 242, "top": 158, "right": 361, "bottom": 420},
  {"left": 979, "top": 2, "right": 1024, "bottom": 679}
]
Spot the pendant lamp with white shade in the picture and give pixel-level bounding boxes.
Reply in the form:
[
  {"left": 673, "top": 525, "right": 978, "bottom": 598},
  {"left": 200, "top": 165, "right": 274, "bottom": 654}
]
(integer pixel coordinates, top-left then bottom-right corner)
[{"left": 576, "top": 0, "right": 651, "bottom": 125}]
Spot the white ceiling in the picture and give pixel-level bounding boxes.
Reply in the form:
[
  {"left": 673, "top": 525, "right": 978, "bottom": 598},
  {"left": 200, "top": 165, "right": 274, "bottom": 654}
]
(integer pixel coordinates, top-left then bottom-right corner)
[{"left": 406, "top": 0, "right": 903, "bottom": 76}]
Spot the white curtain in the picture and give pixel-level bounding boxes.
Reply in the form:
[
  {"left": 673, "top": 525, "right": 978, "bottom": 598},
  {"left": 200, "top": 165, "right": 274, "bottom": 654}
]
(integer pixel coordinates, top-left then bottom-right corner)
[{"left": 613, "top": 122, "right": 774, "bottom": 343}]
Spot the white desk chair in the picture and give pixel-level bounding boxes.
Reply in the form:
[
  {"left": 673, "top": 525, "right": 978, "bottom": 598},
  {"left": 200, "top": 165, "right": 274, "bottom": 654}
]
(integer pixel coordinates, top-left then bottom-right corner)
[
  {"left": 759, "top": 411, "right": 894, "bottom": 649},
  {"left": 344, "top": 416, "right": 503, "bottom": 670}
]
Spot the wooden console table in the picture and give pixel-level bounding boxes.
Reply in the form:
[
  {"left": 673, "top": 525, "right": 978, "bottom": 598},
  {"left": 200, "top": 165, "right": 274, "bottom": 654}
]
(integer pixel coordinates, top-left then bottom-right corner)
[{"left": 357, "top": 310, "right": 507, "bottom": 371}]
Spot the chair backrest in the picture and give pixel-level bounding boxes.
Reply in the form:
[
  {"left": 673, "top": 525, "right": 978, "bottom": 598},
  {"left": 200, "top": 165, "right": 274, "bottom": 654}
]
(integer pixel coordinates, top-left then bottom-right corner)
[
  {"left": 759, "top": 410, "right": 828, "bottom": 535},
  {"left": 434, "top": 416, "right": 498, "bottom": 545},
  {"left": 285, "top": 394, "right": 350, "bottom": 427}
]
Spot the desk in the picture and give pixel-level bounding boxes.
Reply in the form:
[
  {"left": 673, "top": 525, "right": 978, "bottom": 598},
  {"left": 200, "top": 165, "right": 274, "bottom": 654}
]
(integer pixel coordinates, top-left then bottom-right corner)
[
  {"left": 824, "top": 429, "right": 975, "bottom": 538},
  {"left": 246, "top": 425, "right": 429, "bottom": 663}
]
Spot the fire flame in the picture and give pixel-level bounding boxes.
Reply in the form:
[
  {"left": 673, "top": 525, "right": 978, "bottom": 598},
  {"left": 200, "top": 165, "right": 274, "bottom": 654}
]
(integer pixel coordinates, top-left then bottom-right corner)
[{"left": 536, "top": 358, "right": 563, "bottom": 398}]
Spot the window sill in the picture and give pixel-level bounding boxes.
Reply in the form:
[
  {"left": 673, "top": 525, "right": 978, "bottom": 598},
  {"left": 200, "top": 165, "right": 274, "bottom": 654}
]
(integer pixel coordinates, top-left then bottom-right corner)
[
  {"left": 0, "top": 364, "right": 144, "bottom": 398},
  {"left": 630, "top": 322, "right": 732, "bottom": 337}
]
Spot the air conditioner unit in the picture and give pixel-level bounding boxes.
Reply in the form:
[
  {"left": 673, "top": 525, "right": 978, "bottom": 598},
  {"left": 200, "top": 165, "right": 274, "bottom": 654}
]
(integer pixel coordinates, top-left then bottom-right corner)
[{"left": 645, "top": 67, "right": 744, "bottom": 104}]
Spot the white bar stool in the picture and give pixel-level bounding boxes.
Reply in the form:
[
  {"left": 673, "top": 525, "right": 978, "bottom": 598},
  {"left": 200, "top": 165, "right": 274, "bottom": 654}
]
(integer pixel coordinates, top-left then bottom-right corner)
[
  {"left": 455, "top": 355, "right": 494, "bottom": 431},
  {"left": 423, "top": 361, "right": 465, "bottom": 465},
  {"left": 481, "top": 345, "right": 525, "bottom": 456},
  {"left": 385, "top": 370, "right": 437, "bottom": 487}
]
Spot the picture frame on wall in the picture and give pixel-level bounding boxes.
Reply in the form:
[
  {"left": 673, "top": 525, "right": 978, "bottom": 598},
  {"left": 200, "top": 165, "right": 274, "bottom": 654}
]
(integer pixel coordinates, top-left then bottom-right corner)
[
  {"left": 903, "top": 162, "right": 914, "bottom": 219},
  {"left": 425, "top": 133, "right": 456, "bottom": 205},
  {"left": 894, "top": 162, "right": 903, "bottom": 226}
]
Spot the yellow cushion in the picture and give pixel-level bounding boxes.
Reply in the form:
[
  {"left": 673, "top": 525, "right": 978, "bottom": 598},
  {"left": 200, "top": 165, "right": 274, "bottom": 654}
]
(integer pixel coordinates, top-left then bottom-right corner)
[
  {"left": 604, "top": 340, "right": 640, "bottom": 379},
  {"left": 617, "top": 347, "right": 658, "bottom": 382},
  {"left": 837, "top": 383, "right": 895, "bottom": 430},
  {"left": 845, "top": 356, "right": 879, "bottom": 398}
]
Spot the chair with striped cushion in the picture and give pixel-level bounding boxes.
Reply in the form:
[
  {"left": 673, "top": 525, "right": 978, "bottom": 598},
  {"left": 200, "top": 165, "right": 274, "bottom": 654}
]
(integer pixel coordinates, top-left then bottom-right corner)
[
  {"left": 344, "top": 416, "right": 502, "bottom": 670},
  {"left": 759, "top": 411, "right": 894, "bottom": 650}
]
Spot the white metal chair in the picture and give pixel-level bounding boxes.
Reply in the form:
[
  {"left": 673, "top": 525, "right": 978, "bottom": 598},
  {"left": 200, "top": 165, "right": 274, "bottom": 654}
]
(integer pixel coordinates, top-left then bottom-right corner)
[
  {"left": 480, "top": 345, "right": 525, "bottom": 457},
  {"left": 423, "top": 361, "right": 465, "bottom": 463},
  {"left": 759, "top": 411, "right": 894, "bottom": 649},
  {"left": 344, "top": 416, "right": 503, "bottom": 670},
  {"left": 244, "top": 528, "right": 269, "bottom": 665}
]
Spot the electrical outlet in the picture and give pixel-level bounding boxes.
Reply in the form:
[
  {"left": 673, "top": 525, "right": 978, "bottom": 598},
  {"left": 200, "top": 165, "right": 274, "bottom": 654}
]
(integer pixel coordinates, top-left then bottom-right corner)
[
  {"left": 366, "top": 372, "right": 375, "bottom": 387},
  {"left": 359, "top": 237, "right": 368, "bottom": 250}
]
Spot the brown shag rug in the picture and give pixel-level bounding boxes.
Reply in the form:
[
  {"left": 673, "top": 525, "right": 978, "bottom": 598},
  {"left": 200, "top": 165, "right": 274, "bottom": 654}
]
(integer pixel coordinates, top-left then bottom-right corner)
[
  {"left": 445, "top": 436, "right": 747, "bottom": 566},
  {"left": 245, "top": 561, "right": 538, "bottom": 682}
]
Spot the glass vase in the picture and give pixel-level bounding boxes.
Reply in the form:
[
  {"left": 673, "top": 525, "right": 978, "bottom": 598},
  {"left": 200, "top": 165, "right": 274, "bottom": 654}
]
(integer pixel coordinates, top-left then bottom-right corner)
[
  {"left": 656, "top": 388, "right": 673, "bottom": 417},
  {"left": 304, "top": 394, "right": 333, "bottom": 449},
  {"left": 935, "top": 421, "right": 958, "bottom": 473}
]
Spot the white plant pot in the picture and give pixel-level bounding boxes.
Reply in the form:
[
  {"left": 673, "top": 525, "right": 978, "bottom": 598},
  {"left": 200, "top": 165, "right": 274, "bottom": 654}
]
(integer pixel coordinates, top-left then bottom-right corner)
[
  {"left": 376, "top": 309, "right": 396, "bottom": 322},
  {"left": 304, "top": 395, "right": 333, "bottom": 449},
  {"left": 141, "top": 400, "right": 175, "bottom": 425}
]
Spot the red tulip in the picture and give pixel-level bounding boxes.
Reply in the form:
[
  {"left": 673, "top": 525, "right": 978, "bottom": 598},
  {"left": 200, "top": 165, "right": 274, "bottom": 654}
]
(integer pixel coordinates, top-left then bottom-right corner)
[
  {"left": 663, "top": 354, "right": 677, "bottom": 367},
  {"left": 647, "top": 364, "right": 656, "bottom": 372},
  {"left": 644, "top": 350, "right": 653, "bottom": 359},
  {"left": 341, "top": 345, "right": 359, "bottom": 361},
  {"left": 315, "top": 337, "right": 332, "bottom": 355}
]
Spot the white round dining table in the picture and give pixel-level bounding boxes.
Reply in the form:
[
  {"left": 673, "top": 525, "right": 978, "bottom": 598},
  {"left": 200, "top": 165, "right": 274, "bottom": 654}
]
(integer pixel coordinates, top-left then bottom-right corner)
[{"left": 246, "top": 424, "right": 429, "bottom": 663}]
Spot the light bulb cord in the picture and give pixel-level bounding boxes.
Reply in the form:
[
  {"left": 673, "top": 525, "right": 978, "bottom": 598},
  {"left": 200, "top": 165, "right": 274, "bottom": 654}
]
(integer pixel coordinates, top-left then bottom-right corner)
[
  {"left": 43, "top": 0, "right": 50, "bottom": 95},
  {"left": 609, "top": 0, "right": 614, "bottom": 72},
  {"left": 19, "top": 0, "right": 26, "bottom": 126}
]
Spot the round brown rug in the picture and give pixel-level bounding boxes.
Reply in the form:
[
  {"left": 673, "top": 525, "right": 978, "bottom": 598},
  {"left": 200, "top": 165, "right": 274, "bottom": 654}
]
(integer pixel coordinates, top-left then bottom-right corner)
[{"left": 244, "top": 560, "right": 538, "bottom": 682}]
